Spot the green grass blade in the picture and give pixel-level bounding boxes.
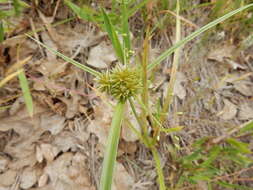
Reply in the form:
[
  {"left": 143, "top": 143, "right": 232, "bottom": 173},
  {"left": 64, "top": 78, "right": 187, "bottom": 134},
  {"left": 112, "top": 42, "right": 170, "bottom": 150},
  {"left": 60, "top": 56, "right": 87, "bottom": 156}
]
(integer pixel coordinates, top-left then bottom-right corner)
[
  {"left": 101, "top": 8, "right": 125, "bottom": 64},
  {"left": 239, "top": 120, "right": 253, "bottom": 134},
  {"left": 226, "top": 138, "right": 251, "bottom": 154},
  {"left": 127, "top": 0, "right": 150, "bottom": 17},
  {"left": 99, "top": 101, "right": 125, "bottom": 190},
  {"left": 26, "top": 34, "right": 100, "bottom": 77},
  {"left": 0, "top": 21, "right": 4, "bottom": 42},
  {"left": 160, "top": 126, "right": 184, "bottom": 133},
  {"left": 18, "top": 69, "right": 33, "bottom": 117},
  {"left": 64, "top": 0, "right": 98, "bottom": 23},
  {"left": 13, "top": 0, "right": 22, "bottom": 15},
  {"left": 148, "top": 3, "right": 253, "bottom": 71},
  {"left": 151, "top": 147, "right": 166, "bottom": 190},
  {"left": 199, "top": 146, "right": 221, "bottom": 168},
  {"left": 121, "top": 0, "right": 131, "bottom": 58},
  {"left": 217, "top": 181, "right": 253, "bottom": 190}
]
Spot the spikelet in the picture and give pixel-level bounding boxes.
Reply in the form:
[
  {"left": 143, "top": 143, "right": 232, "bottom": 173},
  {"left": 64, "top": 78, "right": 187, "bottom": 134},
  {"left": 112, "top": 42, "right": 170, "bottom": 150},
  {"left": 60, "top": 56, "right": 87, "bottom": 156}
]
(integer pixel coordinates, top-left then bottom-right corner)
[{"left": 97, "top": 65, "right": 142, "bottom": 101}]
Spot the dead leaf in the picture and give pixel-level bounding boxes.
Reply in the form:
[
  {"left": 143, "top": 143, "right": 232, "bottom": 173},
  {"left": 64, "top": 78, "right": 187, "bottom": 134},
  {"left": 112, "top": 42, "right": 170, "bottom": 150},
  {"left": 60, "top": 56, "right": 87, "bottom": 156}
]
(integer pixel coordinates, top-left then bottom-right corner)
[
  {"left": 37, "top": 59, "right": 67, "bottom": 76},
  {"left": 20, "top": 167, "right": 38, "bottom": 189},
  {"left": 44, "top": 152, "right": 94, "bottom": 190},
  {"left": 234, "top": 80, "right": 253, "bottom": 97},
  {"left": 59, "top": 95, "right": 81, "bottom": 119},
  {"left": 122, "top": 104, "right": 141, "bottom": 142},
  {"left": 0, "top": 186, "right": 9, "bottom": 190},
  {"left": 52, "top": 131, "right": 78, "bottom": 152},
  {"left": 217, "top": 99, "right": 237, "bottom": 120},
  {"left": 40, "top": 113, "right": 66, "bottom": 135},
  {"left": 112, "top": 162, "right": 134, "bottom": 190},
  {"left": 87, "top": 41, "right": 117, "bottom": 69},
  {"left": 36, "top": 145, "right": 44, "bottom": 163},
  {"left": 0, "top": 156, "right": 9, "bottom": 173},
  {"left": 10, "top": 151, "right": 37, "bottom": 171},
  {"left": 41, "top": 32, "right": 57, "bottom": 61},
  {"left": 119, "top": 141, "right": 137, "bottom": 155},
  {"left": 39, "top": 143, "right": 59, "bottom": 163},
  {"left": 174, "top": 72, "right": 187, "bottom": 100},
  {"left": 0, "top": 170, "right": 17, "bottom": 186},
  {"left": 8, "top": 96, "right": 24, "bottom": 116},
  {"left": 238, "top": 103, "right": 253, "bottom": 120},
  {"left": 208, "top": 45, "right": 235, "bottom": 62},
  {"left": 38, "top": 173, "right": 49, "bottom": 187},
  {"left": 87, "top": 102, "right": 113, "bottom": 148}
]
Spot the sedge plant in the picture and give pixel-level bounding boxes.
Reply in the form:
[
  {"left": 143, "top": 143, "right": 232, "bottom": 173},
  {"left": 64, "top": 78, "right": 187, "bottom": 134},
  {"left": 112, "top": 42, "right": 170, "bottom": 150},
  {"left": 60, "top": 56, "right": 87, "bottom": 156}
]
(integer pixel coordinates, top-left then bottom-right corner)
[{"left": 26, "top": 1, "right": 253, "bottom": 189}]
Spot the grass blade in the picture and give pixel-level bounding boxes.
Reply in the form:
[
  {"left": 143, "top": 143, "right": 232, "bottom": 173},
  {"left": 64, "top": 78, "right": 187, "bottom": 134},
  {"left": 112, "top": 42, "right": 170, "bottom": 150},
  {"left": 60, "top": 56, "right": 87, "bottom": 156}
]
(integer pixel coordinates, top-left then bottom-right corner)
[
  {"left": 200, "top": 146, "right": 221, "bottom": 168},
  {"left": 64, "top": 0, "right": 98, "bottom": 23},
  {"left": 239, "top": 120, "right": 253, "bottom": 134},
  {"left": 26, "top": 34, "right": 100, "bottom": 77},
  {"left": 148, "top": 3, "right": 253, "bottom": 71},
  {"left": 13, "top": 0, "right": 21, "bottom": 15},
  {"left": 226, "top": 138, "right": 251, "bottom": 154},
  {"left": 0, "top": 69, "right": 23, "bottom": 88},
  {"left": 0, "top": 21, "right": 4, "bottom": 42},
  {"left": 151, "top": 147, "right": 166, "bottom": 190},
  {"left": 99, "top": 101, "right": 125, "bottom": 190},
  {"left": 18, "top": 69, "right": 33, "bottom": 117},
  {"left": 121, "top": 0, "right": 131, "bottom": 59},
  {"left": 127, "top": 0, "right": 150, "bottom": 17},
  {"left": 101, "top": 8, "right": 125, "bottom": 64}
]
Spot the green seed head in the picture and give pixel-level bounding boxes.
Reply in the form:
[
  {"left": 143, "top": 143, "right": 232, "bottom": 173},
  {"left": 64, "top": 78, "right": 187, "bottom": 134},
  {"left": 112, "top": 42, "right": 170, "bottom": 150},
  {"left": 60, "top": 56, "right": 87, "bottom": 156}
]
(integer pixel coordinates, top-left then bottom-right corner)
[{"left": 97, "top": 65, "right": 142, "bottom": 101}]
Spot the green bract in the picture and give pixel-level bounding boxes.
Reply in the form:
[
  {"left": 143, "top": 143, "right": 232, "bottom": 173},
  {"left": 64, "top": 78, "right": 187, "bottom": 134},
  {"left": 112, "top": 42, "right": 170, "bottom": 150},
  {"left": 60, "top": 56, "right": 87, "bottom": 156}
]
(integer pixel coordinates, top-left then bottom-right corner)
[{"left": 97, "top": 66, "right": 142, "bottom": 102}]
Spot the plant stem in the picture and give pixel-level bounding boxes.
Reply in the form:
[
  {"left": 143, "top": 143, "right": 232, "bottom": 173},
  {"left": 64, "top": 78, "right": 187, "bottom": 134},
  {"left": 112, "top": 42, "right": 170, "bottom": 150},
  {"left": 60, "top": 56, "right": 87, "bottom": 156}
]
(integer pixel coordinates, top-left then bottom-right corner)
[
  {"left": 151, "top": 146, "right": 166, "bottom": 190},
  {"left": 142, "top": 27, "right": 150, "bottom": 112},
  {"left": 99, "top": 101, "right": 125, "bottom": 190},
  {"left": 161, "top": 0, "right": 181, "bottom": 124}
]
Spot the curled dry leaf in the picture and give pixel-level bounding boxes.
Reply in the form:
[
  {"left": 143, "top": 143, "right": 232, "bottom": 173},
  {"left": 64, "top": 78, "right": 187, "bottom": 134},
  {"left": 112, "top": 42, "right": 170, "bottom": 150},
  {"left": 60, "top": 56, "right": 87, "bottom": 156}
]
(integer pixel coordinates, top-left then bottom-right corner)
[
  {"left": 217, "top": 99, "right": 237, "bottom": 120},
  {"left": 87, "top": 41, "right": 117, "bottom": 69}
]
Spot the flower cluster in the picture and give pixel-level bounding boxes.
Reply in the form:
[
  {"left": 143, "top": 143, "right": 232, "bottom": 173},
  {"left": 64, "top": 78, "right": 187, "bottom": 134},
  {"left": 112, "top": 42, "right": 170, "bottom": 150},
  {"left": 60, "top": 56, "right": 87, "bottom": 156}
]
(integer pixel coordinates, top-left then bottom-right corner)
[{"left": 97, "top": 66, "right": 142, "bottom": 102}]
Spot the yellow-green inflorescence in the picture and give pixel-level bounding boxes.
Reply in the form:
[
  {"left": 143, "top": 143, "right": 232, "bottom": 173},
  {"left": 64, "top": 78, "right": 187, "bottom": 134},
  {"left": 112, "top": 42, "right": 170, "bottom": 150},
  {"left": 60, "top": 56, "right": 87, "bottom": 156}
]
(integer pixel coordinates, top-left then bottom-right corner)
[{"left": 97, "top": 65, "right": 142, "bottom": 102}]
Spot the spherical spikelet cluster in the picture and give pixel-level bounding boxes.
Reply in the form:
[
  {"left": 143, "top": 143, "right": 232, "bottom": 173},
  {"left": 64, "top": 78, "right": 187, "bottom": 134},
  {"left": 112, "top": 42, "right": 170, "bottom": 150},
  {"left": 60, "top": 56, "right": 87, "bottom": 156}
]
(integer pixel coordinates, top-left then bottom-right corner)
[{"left": 97, "top": 66, "right": 142, "bottom": 102}]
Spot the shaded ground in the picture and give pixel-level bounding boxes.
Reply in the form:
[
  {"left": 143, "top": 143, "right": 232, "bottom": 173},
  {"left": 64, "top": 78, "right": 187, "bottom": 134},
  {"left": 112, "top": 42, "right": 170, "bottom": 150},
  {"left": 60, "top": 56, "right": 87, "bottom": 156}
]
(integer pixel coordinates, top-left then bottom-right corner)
[{"left": 1, "top": 1, "right": 253, "bottom": 190}]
